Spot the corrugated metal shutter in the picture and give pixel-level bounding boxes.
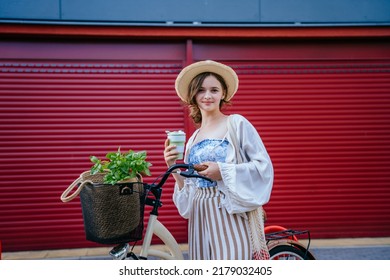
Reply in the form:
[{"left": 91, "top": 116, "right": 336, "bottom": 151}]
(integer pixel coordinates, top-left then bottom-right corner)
[
  {"left": 2, "top": 39, "right": 390, "bottom": 253},
  {"left": 0, "top": 41, "right": 187, "bottom": 251},
  {"left": 219, "top": 59, "right": 390, "bottom": 238}
]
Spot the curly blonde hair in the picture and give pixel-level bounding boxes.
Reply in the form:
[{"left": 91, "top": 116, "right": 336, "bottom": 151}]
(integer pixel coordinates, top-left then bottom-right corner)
[{"left": 187, "top": 72, "right": 231, "bottom": 125}]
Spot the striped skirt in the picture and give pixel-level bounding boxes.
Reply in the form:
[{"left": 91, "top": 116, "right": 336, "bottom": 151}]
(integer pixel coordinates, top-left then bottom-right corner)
[{"left": 188, "top": 187, "right": 252, "bottom": 260}]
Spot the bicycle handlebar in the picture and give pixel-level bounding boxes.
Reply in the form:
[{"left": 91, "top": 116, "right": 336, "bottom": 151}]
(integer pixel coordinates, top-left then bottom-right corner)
[
  {"left": 177, "top": 164, "right": 213, "bottom": 181},
  {"left": 155, "top": 163, "right": 214, "bottom": 189}
]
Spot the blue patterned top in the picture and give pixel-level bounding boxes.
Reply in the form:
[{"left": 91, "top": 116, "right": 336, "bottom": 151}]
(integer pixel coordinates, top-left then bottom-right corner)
[{"left": 188, "top": 138, "right": 229, "bottom": 187}]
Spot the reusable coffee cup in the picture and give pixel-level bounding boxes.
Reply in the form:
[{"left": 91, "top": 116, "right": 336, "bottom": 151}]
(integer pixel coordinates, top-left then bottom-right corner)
[{"left": 166, "top": 130, "right": 186, "bottom": 160}]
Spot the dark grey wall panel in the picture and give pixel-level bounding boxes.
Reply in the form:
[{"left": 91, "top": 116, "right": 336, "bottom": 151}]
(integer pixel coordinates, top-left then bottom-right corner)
[
  {"left": 0, "top": 0, "right": 59, "bottom": 20},
  {"left": 0, "top": 0, "right": 389, "bottom": 25},
  {"left": 260, "top": 0, "right": 390, "bottom": 24},
  {"left": 61, "top": 0, "right": 259, "bottom": 22}
]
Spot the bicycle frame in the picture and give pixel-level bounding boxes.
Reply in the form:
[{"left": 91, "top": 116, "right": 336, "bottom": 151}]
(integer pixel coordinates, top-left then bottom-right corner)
[{"left": 139, "top": 214, "right": 184, "bottom": 259}]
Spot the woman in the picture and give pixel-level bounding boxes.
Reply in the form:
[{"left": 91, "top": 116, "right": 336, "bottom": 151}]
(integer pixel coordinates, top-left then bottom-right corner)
[{"left": 164, "top": 60, "right": 273, "bottom": 260}]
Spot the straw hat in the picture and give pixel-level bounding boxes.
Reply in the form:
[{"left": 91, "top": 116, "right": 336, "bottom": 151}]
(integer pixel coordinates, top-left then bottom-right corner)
[{"left": 175, "top": 60, "right": 239, "bottom": 104}]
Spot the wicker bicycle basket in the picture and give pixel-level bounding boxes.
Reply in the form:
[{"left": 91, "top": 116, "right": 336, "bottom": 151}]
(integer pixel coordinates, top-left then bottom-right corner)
[{"left": 61, "top": 171, "right": 147, "bottom": 244}]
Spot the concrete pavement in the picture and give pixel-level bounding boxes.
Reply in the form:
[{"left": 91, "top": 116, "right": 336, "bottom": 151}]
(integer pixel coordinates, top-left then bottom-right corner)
[{"left": 2, "top": 237, "right": 390, "bottom": 260}]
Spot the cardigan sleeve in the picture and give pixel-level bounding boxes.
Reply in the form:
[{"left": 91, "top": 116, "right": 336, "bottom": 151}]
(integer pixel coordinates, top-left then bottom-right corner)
[
  {"left": 172, "top": 178, "right": 196, "bottom": 219},
  {"left": 217, "top": 114, "right": 274, "bottom": 214}
]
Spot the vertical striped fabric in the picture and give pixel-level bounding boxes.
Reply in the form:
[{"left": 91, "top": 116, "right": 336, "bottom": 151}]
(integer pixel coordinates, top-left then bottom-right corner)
[{"left": 188, "top": 187, "right": 251, "bottom": 260}]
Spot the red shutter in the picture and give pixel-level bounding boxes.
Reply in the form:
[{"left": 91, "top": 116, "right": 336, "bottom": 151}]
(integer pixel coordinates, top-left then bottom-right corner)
[
  {"left": 1, "top": 39, "right": 390, "bottom": 253},
  {"left": 193, "top": 41, "right": 390, "bottom": 238},
  {"left": 0, "top": 41, "right": 187, "bottom": 251}
]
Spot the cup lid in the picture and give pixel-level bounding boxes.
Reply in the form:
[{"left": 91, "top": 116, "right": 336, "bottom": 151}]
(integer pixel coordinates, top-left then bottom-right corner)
[{"left": 166, "top": 130, "right": 185, "bottom": 136}]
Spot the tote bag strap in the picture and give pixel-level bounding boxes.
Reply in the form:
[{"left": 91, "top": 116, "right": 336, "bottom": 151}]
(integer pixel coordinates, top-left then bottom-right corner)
[{"left": 60, "top": 173, "right": 93, "bottom": 203}]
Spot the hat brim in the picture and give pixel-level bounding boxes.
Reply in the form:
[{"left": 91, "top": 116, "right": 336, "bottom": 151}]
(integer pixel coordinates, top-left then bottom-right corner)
[{"left": 175, "top": 60, "right": 239, "bottom": 104}]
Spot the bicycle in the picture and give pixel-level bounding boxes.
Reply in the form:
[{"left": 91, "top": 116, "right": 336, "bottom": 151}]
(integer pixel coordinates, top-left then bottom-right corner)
[{"left": 105, "top": 163, "right": 315, "bottom": 260}]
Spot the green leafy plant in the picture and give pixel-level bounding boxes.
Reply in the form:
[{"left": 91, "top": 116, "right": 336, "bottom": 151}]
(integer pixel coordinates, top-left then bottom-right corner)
[{"left": 90, "top": 147, "right": 152, "bottom": 185}]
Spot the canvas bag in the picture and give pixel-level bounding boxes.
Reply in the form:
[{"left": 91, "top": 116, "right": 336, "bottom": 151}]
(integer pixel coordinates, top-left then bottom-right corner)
[{"left": 227, "top": 116, "right": 270, "bottom": 260}]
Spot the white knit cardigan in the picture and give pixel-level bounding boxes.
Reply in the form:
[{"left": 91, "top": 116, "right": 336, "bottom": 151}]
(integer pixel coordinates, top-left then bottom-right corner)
[{"left": 173, "top": 114, "right": 274, "bottom": 218}]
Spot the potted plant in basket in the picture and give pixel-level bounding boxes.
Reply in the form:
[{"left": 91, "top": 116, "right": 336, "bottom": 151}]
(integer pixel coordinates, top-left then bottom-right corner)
[
  {"left": 89, "top": 147, "right": 152, "bottom": 185},
  {"left": 82, "top": 147, "right": 152, "bottom": 244},
  {"left": 61, "top": 147, "right": 153, "bottom": 245}
]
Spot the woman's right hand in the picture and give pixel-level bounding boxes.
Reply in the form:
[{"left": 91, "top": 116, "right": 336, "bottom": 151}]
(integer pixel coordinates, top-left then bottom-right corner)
[
  {"left": 164, "top": 139, "right": 179, "bottom": 167},
  {"left": 164, "top": 139, "right": 185, "bottom": 190}
]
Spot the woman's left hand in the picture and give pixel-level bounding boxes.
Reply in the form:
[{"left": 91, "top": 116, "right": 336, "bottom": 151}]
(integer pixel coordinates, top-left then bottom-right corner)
[{"left": 197, "top": 161, "right": 222, "bottom": 181}]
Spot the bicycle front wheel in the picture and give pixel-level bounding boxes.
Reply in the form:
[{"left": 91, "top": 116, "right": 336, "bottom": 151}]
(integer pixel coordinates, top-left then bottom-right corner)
[{"left": 269, "top": 245, "right": 310, "bottom": 260}]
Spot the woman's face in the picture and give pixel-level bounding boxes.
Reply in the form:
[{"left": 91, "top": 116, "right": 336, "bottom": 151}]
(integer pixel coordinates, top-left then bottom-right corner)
[{"left": 195, "top": 75, "right": 225, "bottom": 113}]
